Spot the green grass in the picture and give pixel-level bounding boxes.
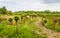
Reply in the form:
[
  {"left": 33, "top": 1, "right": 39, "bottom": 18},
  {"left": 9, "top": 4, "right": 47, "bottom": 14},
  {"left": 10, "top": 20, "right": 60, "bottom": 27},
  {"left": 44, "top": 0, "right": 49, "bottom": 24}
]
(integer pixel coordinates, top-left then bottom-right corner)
[
  {"left": 44, "top": 18, "right": 60, "bottom": 32},
  {"left": 0, "top": 20, "right": 47, "bottom": 38},
  {"left": 1, "top": 14, "right": 60, "bottom": 38}
]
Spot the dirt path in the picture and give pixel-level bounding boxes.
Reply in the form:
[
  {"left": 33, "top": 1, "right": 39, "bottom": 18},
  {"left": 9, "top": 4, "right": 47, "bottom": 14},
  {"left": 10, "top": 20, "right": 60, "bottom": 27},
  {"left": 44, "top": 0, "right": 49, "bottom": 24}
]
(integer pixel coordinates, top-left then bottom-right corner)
[{"left": 35, "top": 20, "right": 60, "bottom": 38}]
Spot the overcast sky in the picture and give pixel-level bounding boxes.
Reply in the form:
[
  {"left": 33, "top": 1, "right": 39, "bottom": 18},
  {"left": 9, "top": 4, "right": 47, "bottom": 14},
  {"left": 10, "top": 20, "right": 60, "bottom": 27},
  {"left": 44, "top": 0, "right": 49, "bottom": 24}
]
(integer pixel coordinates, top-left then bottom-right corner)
[{"left": 0, "top": 0, "right": 60, "bottom": 11}]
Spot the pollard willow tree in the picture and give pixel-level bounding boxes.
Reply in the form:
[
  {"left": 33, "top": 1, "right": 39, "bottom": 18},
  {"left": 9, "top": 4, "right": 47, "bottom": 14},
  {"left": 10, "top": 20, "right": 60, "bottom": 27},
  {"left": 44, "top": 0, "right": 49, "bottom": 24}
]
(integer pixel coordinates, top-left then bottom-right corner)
[
  {"left": 14, "top": 16, "right": 19, "bottom": 33},
  {"left": 43, "top": 19, "right": 47, "bottom": 26},
  {"left": 8, "top": 18, "right": 13, "bottom": 25},
  {"left": 53, "top": 18, "right": 57, "bottom": 31}
]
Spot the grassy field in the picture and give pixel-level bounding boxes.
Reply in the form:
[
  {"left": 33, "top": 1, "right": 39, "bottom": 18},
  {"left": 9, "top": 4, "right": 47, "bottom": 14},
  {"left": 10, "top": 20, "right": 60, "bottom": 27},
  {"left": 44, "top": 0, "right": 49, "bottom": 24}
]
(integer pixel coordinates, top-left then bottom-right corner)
[
  {"left": 0, "top": 15, "right": 48, "bottom": 38},
  {"left": 0, "top": 10, "right": 60, "bottom": 38}
]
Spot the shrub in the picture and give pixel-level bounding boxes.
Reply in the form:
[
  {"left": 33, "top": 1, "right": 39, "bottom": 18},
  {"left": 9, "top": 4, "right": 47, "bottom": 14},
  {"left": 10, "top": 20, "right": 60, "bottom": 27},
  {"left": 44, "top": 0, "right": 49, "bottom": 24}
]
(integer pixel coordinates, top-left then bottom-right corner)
[
  {"left": 8, "top": 18, "right": 13, "bottom": 25},
  {"left": 14, "top": 16, "right": 19, "bottom": 22},
  {"left": 8, "top": 18, "right": 13, "bottom": 22},
  {"left": 43, "top": 19, "right": 47, "bottom": 26}
]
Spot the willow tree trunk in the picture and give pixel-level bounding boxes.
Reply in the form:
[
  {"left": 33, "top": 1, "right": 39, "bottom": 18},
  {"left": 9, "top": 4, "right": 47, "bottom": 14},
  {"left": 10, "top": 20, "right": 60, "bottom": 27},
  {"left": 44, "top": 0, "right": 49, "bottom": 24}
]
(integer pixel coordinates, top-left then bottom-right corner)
[
  {"left": 54, "top": 23, "right": 56, "bottom": 31},
  {"left": 16, "top": 22, "right": 18, "bottom": 33},
  {"left": 42, "top": 17, "right": 44, "bottom": 25}
]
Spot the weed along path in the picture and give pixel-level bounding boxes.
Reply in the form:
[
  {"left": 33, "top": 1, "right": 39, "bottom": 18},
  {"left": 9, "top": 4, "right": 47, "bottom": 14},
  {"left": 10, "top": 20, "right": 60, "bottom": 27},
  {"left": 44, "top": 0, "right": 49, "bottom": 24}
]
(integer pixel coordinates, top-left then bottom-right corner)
[{"left": 35, "top": 19, "right": 60, "bottom": 38}]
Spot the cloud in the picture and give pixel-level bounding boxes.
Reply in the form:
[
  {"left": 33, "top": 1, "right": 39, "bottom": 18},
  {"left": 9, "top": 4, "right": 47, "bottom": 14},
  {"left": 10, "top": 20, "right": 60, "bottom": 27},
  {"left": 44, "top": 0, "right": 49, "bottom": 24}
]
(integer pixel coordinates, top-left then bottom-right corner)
[
  {"left": 0, "top": 0, "right": 60, "bottom": 11},
  {"left": 43, "top": 0, "right": 60, "bottom": 3}
]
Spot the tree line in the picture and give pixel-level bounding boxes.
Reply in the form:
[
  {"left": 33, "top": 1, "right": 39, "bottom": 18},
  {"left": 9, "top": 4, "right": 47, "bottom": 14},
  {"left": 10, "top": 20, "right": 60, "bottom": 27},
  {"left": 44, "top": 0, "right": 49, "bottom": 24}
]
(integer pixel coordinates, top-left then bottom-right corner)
[{"left": 0, "top": 6, "right": 60, "bottom": 15}]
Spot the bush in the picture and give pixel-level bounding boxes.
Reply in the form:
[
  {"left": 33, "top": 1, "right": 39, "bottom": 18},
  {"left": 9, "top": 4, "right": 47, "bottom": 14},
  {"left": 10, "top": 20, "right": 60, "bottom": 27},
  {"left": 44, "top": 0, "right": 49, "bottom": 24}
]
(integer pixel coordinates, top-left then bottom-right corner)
[
  {"left": 14, "top": 16, "right": 19, "bottom": 22},
  {"left": 8, "top": 18, "right": 13, "bottom": 22},
  {"left": 8, "top": 18, "right": 13, "bottom": 25},
  {"left": 43, "top": 20, "right": 47, "bottom": 24},
  {"left": 42, "top": 19, "right": 47, "bottom": 26}
]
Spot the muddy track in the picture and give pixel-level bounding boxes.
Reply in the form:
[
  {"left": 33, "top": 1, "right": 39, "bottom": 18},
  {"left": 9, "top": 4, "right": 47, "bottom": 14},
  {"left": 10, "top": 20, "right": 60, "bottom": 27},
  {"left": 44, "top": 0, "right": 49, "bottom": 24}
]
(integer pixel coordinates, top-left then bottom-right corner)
[{"left": 35, "top": 20, "right": 60, "bottom": 38}]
